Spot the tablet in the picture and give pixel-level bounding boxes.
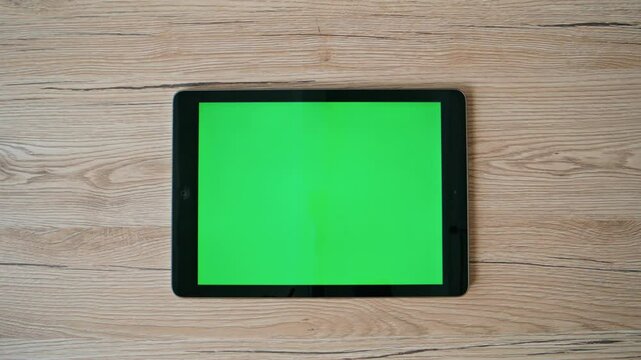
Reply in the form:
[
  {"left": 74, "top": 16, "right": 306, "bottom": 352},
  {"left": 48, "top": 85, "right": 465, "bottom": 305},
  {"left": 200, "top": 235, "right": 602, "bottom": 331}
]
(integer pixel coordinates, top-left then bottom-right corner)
[{"left": 173, "top": 90, "right": 467, "bottom": 297}]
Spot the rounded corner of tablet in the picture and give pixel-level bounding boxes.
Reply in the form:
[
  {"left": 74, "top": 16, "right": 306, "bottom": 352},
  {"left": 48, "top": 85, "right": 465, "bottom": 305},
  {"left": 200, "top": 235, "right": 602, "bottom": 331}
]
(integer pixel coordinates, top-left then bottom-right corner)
[
  {"left": 452, "top": 282, "right": 469, "bottom": 297},
  {"left": 172, "top": 273, "right": 190, "bottom": 297},
  {"left": 173, "top": 90, "right": 190, "bottom": 105},
  {"left": 449, "top": 89, "right": 466, "bottom": 104}
]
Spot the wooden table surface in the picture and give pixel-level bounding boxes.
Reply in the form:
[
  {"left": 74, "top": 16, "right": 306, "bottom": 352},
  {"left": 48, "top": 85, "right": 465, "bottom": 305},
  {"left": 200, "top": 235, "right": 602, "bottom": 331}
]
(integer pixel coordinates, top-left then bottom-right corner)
[{"left": 2, "top": 1, "right": 641, "bottom": 358}]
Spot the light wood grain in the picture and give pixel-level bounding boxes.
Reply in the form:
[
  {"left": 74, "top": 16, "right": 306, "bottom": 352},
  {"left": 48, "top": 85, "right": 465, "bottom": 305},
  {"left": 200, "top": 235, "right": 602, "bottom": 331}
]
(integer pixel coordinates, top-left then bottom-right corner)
[{"left": 1, "top": 0, "right": 641, "bottom": 358}]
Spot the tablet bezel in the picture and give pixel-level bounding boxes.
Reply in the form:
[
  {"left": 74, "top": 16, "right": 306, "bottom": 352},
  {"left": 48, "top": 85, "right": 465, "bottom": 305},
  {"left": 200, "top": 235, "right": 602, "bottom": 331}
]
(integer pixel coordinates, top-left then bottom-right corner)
[{"left": 173, "top": 90, "right": 467, "bottom": 297}]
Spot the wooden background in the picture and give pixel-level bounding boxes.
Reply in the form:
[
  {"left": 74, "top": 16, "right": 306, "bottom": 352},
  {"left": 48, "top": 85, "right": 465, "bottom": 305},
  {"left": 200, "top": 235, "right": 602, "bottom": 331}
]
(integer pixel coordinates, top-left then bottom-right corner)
[{"left": 1, "top": 0, "right": 641, "bottom": 358}]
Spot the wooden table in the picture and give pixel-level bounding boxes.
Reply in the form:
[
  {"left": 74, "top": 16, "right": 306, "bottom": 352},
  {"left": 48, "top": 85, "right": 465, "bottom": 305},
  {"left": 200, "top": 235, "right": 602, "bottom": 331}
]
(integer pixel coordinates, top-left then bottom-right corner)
[{"left": 2, "top": 1, "right": 640, "bottom": 358}]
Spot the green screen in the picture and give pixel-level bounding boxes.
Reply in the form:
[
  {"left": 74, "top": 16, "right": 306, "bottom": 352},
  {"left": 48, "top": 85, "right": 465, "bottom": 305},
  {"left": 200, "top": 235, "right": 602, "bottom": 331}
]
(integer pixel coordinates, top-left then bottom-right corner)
[{"left": 198, "top": 102, "right": 442, "bottom": 285}]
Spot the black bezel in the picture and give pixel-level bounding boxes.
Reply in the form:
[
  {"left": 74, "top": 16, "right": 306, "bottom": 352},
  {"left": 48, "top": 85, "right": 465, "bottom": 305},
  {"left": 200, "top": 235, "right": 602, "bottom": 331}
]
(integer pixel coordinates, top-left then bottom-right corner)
[{"left": 173, "top": 90, "right": 467, "bottom": 297}]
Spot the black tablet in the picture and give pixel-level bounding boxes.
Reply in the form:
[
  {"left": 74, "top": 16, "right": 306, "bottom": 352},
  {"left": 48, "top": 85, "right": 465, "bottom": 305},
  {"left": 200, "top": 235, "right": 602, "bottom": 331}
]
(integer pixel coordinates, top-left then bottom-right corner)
[{"left": 173, "top": 90, "right": 467, "bottom": 297}]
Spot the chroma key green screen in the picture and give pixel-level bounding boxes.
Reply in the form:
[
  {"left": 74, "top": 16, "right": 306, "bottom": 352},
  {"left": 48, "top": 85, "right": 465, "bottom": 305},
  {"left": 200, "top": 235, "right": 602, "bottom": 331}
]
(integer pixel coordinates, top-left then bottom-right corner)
[{"left": 198, "top": 102, "right": 443, "bottom": 285}]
